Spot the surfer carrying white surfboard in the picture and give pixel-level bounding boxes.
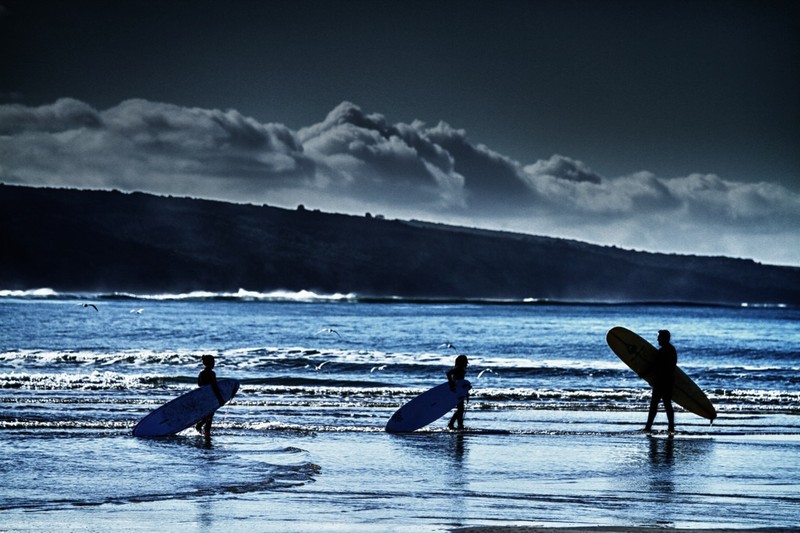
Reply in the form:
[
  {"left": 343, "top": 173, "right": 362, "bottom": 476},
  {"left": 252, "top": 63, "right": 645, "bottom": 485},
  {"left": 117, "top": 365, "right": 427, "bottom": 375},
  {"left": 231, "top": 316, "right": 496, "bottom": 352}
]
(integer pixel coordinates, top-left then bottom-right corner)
[
  {"left": 643, "top": 330, "right": 677, "bottom": 435},
  {"left": 446, "top": 355, "right": 469, "bottom": 430},
  {"left": 195, "top": 355, "right": 225, "bottom": 437}
]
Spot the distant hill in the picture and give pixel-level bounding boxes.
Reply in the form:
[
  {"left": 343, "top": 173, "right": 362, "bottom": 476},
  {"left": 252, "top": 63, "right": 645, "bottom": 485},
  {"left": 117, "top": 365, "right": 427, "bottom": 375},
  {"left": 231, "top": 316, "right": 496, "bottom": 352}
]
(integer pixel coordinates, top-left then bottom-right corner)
[{"left": 1, "top": 184, "right": 798, "bottom": 305}]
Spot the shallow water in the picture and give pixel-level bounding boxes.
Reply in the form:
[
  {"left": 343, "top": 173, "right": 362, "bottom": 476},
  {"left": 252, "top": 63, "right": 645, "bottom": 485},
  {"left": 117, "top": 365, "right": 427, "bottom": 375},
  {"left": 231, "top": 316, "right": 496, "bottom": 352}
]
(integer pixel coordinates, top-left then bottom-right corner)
[{"left": 1, "top": 294, "right": 798, "bottom": 530}]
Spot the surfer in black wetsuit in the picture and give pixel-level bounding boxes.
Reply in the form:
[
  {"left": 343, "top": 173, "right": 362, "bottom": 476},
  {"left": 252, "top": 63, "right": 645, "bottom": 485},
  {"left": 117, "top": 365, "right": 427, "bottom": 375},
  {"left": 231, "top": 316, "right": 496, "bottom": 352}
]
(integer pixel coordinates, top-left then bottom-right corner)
[
  {"left": 446, "top": 355, "right": 469, "bottom": 430},
  {"left": 643, "top": 330, "right": 677, "bottom": 435},
  {"left": 195, "top": 355, "right": 225, "bottom": 438}
]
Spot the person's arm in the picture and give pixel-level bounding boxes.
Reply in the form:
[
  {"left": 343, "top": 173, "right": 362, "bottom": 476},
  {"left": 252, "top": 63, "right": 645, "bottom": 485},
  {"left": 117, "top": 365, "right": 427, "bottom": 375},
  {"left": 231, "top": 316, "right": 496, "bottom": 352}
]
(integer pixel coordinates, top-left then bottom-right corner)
[
  {"left": 642, "top": 360, "right": 655, "bottom": 378},
  {"left": 643, "top": 348, "right": 664, "bottom": 379},
  {"left": 668, "top": 346, "right": 678, "bottom": 377},
  {"left": 209, "top": 372, "right": 225, "bottom": 406},
  {"left": 446, "top": 368, "right": 456, "bottom": 391}
]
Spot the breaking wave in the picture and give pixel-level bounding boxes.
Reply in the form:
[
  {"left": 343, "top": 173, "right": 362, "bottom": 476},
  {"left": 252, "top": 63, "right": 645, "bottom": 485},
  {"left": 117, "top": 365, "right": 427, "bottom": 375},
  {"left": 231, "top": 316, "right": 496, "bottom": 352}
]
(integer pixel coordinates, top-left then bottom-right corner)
[{"left": 4, "top": 287, "right": 794, "bottom": 308}]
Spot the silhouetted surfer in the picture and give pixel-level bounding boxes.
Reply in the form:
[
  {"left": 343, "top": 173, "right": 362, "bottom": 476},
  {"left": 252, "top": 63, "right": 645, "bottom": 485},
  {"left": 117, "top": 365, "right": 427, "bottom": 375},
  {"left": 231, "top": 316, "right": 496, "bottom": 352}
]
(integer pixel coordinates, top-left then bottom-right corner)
[
  {"left": 195, "top": 355, "right": 225, "bottom": 438},
  {"left": 643, "top": 330, "right": 677, "bottom": 435},
  {"left": 446, "top": 355, "right": 469, "bottom": 430}
]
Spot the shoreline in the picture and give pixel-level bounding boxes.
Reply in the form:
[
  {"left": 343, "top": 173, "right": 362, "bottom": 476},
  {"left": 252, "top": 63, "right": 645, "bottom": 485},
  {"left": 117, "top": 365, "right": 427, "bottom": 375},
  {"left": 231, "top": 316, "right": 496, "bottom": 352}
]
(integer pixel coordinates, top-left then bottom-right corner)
[{"left": 450, "top": 526, "right": 797, "bottom": 533}]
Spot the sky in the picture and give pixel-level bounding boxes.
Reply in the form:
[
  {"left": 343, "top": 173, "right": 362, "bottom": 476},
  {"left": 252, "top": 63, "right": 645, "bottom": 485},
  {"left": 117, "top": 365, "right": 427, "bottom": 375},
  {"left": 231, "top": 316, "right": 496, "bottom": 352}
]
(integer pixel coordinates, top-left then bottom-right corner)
[{"left": 1, "top": 0, "right": 799, "bottom": 266}]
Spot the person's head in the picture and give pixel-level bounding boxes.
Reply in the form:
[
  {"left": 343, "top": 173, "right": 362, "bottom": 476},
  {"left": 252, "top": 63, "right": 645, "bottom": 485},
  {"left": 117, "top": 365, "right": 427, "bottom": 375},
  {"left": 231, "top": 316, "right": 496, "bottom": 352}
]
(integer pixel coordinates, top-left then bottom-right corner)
[
  {"left": 657, "top": 330, "right": 671, "bottom": 346},
  {"left": 201, "top": 354, "right": 215, "bottom": 369},
  {"left": 455, "top": 354, "right": 469, "bottom": 369}
]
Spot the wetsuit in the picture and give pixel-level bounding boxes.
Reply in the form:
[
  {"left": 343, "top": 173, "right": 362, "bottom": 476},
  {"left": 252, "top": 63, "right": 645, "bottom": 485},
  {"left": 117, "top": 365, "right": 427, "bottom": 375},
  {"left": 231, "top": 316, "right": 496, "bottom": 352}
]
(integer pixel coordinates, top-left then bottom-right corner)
[
  {"left": 195, "top": 368, "right": 224, "bottom": 436},
  {"left": 446, "top": 365, "right": 467, "bottom": 430},
  {"left": 645, "top": 342, "right": 677, "bottom": 432}
]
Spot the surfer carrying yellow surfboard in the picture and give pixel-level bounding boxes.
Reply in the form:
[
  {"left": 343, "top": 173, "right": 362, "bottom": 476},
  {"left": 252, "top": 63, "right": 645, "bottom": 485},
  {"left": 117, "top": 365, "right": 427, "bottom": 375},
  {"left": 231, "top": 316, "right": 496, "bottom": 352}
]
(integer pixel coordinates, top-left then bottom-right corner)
[
  {"left": 446, "top": 355, "right": 469, "bottom": 430},
  {"left": 643, "top": 330, "right": 677, "bottom": 434}
]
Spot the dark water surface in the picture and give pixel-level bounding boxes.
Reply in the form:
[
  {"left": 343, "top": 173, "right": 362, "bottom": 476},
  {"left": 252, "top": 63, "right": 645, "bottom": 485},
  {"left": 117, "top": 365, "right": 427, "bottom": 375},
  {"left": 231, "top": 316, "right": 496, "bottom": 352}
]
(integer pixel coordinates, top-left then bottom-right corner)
[{"left": 1, "top": 292, "right": 798, "bottom": 530}]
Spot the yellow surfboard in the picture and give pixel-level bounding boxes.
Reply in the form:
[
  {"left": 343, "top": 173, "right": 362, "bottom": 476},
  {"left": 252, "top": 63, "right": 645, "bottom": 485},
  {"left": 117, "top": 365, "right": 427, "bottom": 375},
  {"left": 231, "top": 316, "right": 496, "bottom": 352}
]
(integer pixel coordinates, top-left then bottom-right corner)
[{"left": 606, "top": 326, "right": 716, "bottom": 421}]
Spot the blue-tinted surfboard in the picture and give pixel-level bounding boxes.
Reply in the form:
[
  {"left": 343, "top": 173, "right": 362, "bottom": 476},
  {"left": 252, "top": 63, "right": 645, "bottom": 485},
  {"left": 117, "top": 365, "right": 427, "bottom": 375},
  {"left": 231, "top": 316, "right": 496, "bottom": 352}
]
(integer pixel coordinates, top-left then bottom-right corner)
[
  {"left": 132, "top": 379, "right": 239, "bottom": 437},
  {"left": 385, "top": 379, "right": 471, "bottom": 433}
]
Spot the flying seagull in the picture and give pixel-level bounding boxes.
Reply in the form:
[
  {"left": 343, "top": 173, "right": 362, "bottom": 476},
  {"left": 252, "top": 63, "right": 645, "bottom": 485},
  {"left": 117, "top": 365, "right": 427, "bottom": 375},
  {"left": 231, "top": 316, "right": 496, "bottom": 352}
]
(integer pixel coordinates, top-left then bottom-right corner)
[
  {"left": 438, "top": 343, "right": 457, "bottom": 351},
  {"left": 317, "top": 328, "right": 342, "bottom": 338},
  {"left": 477, "top": 368, "right": 495, "bottom": 379},
  {"left": 82, "top": 303, "right": 98, "bottom": 312}
]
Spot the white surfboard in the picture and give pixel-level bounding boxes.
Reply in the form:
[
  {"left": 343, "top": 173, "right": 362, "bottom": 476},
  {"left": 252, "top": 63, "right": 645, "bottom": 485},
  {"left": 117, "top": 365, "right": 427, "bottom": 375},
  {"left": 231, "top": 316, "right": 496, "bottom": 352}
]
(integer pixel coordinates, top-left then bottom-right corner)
[
  {"left": 133, "top": 379, "right": 239, "bottom": 437},
  {"left": 385, "top": 379, "right": 471, "bottom": 433}
]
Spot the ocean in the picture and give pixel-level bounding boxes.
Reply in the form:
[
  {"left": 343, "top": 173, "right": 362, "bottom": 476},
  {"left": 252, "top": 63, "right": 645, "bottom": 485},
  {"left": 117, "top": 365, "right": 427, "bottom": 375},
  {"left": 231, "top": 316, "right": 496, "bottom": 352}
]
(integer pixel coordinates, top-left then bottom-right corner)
[{"left": 1, "top": 290, "right": 798, "bottom": 531}]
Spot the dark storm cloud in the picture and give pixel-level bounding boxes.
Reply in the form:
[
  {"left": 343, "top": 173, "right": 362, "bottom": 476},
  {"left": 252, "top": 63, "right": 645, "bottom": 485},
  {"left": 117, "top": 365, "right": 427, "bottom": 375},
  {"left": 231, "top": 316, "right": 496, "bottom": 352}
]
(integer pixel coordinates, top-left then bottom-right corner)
[
  {"left": 0, "top": 98, "right": 314, "bottom": 197},
  {"left": 103, "top": 100, "right": 312, "bottom": 183},
  {"left": 425, "top": 123, "right": 537, "bottom": 211},
  {"left": 298, "top": 102, "right": 466, "bottom": 208},
  {"left": 1, "top": 98, "right": 799, "bottom": 264},
  {"left": 0, "top": 98, "right": 101, "bottom": 133}
]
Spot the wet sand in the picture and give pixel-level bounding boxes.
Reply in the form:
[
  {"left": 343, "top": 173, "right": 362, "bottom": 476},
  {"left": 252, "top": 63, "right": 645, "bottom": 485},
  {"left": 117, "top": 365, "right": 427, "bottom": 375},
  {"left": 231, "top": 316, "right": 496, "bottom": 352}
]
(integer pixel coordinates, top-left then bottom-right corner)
[
  {"left": 451, "top": 526, "right": 798, "bottom": 533},
  {"left": 3, "top": 429, "right": 799, "bottom": 532}
]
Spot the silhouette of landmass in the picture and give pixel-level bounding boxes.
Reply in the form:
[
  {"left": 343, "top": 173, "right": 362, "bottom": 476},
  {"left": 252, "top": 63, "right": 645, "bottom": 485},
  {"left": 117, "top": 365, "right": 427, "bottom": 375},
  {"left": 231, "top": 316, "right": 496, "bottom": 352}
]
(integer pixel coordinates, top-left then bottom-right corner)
[{"left": 1, "top": 184, "right": 798, "bottom": 305}]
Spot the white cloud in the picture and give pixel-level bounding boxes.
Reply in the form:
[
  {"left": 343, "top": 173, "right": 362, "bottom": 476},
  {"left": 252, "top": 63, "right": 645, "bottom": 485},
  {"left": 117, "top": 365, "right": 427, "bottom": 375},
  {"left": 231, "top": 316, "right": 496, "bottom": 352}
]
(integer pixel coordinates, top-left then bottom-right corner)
[
  {"left": 1, "top": 98, "right": 798, "bottom": 265},
  {"left": 666, "top": 173, "right": 797, "bottom": 225},
  {"left": 524, "top": 154, "right": 602, "bottom": 184}
]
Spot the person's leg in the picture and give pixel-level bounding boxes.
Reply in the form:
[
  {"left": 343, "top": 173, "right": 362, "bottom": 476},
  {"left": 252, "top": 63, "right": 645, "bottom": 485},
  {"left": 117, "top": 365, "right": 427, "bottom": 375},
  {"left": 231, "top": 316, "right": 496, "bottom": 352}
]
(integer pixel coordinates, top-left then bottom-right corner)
[
  {"left": 202, "top": 414, "right": 213, "bottom": 437},
  {"left": 448, "top": 400, "right": 465, "bottom": 430},
  {"left": 644, "top": 389, "right": 660, "bottom": 432},
  {"left": 663, "top": 391, "right": 675, "bottom": 433}
]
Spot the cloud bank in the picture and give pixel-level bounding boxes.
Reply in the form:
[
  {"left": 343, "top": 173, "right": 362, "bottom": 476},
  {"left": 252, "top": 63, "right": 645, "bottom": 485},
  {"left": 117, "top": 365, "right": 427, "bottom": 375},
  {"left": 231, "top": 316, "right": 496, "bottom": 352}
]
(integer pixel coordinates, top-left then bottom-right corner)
[{"left": 1, "top": 98, "right": 798, "bottom": 265}]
